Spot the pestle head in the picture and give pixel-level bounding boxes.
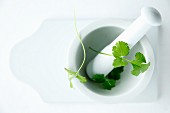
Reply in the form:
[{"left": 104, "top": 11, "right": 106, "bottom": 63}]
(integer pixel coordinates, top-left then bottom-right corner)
[{"left": 141, "top": 7, "right": 162, "bottom": 26}]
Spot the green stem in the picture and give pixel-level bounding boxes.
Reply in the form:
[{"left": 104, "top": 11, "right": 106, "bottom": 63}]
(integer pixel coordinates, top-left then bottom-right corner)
[
  {"left": 89, "top": 47, "right": 112, "bottom": 56},
  {"left": 74, "top": 10, "right": 86, "bottom": 76},
  {"left": 122, "top": 58, "right": 132, "bottom": 63},
  {"left": 122, "top": 58, "right": 141, "bottom": 67}
]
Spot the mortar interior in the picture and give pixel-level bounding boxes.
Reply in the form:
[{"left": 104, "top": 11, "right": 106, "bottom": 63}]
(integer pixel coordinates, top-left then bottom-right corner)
[{"left": 75, "top": 26, "right": 144, "bottom": 96}]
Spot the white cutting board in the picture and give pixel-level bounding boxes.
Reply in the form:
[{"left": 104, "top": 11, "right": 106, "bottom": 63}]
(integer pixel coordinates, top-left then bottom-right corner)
[{"left": 10, "top": 19, "right": 159, "bottom": 103}]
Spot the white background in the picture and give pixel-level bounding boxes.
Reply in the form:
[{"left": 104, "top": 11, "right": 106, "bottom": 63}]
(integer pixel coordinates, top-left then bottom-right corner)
[{"left": 0, "top": 0, "right": 170, "bottom": 113}]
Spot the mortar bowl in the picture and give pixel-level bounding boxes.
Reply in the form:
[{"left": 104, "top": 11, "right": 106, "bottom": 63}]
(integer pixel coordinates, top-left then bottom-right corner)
[{"left": 67, "top": 19, "right": 155, "bottom": 103}]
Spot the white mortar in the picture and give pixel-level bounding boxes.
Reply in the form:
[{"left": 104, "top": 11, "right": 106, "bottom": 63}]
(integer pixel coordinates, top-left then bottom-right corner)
[{"left": 67, "top": 19, "right": 155, "bottom": 103}]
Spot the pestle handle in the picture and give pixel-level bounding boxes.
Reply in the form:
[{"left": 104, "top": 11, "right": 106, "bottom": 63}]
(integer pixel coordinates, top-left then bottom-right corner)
[
  {"left": 86, "top": 7, "right": 162, "bottom": 78},
  {"left": 112, "top": 7, "right": 162, "bottom": 49}
]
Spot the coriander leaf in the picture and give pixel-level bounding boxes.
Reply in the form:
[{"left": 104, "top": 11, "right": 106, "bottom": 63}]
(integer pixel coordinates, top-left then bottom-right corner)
[
  {"left": 108, "top": 67, "right": 124, "bottom": 80},
  {"left": 65, "top": 68, "right": 87, "bottom": 87},
  {"left": 131, "top": 63, "right": 150, "bottom": 76},
  {"left": 131, "top": 64, "right": 141, "bottom": 76},
  {"left": 102, "top": 78, "right": 116, "bottom": 90},
  {"left": 112, "top": 41, "right": 130, "bottom": 57},
  {"left": 76, "top": 75, "right": 87, "bottom": 83},
  {"left": 132, "top": 52, "right": 146, "bottom": 64},
  {"left": 92, "top": 74, "right": 105, "bottom": 83},
  {"left": 130, "top": 52, "right": 150, "bottom": 76},
  {"left": 65, "top": 68, "right": 77, "bottom": 78},
  {"left": 113, "top": 66, "right": 124, "bottom": 73},
  {"left": 140, "top": 63, "right": 150, "bottom": 72},
  {"left": 110, "top": 73, "right": 121, "bottom": 80},
  {"left": 113, "top": 57, "right": 128, "bottom": 67}
]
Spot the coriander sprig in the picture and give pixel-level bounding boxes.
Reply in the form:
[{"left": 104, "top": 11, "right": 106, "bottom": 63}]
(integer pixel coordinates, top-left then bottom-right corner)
[
  {"left": 89, "top": 41, "right": 150, "bottom": 76},
  {"left": 89, "top": 41, "right": 150, "bottom": 90},
  {"left": 112, "top": 41, "right": 150, "bottom": 76},
  {"left": 64, "top": 68, "right": 87, "bottom": 88},
  {"left": 64, "top": 11, "right": 87, "bottom": 88}
]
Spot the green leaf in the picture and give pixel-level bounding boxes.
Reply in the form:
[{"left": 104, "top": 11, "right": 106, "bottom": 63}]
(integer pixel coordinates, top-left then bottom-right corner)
[
  {"left": 92, "top": 74, "right": 105, "bottom": 83},
  {"left": 113, "top": 57, "right": 128, "bottom": 67},
  {"left": 112, "top": 41, "right": 130, "bottom": 57},
  {"left": 102, "top": 78, "right": 116, "bottom": 90},
  {"left": 140, "top": 63, "right": 150, "bottom": 72},
  {"left": 131, "top": 64, "right": 141, "bottom": 76},
  {"left": 113, "top": 66, "right": 124, "bottom": 73},
  {"left": 76, "top": 75, "right": 87, "bottom": 83},
  {"left": 130, "top": 52, "right": 150, "bottom": 76},
  {"left": 65, "top": 68, "right": 87, "bottom": 87},
  {"left": 108, "top": 67, "right": 124, "bottom": 80},
  {"left": 65, "top": 68, "right": 77, "bottom": 78},
  {"left": 132, "top": 52, "right": 146, "bottom": 64},
  {"left": 131, "top": 63, "right": 150, "bottom": 76},
  {"left": 70, "top": 81, "right": 73, "bottom": 88},
  {"left": 110, "top": 73, "right": 121, "bottom": 80}
]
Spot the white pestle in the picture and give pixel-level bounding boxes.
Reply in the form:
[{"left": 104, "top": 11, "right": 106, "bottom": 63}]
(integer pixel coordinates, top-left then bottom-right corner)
[{"left": 86, "top": 7, "right": 162, "bottom": 78}]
